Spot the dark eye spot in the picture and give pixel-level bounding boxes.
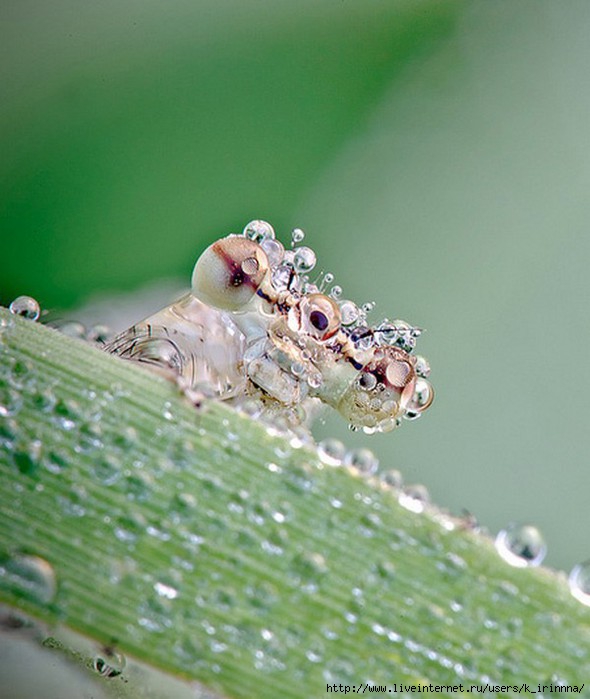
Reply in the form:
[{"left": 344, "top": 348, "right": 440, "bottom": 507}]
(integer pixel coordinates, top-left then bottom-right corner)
[{"left": 309, "top": 310, "right": 329, "bottom": 331}]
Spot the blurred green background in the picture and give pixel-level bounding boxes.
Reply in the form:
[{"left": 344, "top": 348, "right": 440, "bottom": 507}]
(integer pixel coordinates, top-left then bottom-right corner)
[{"left": 2, "top": 0, "right": 589, "bottom": 573}]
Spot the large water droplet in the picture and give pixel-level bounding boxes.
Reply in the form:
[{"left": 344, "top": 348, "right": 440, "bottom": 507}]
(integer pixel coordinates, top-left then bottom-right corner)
[
  {"left": 568, "top": 560, "right": 590, "bottom": 606},
  {"left": 0, "top": 553, "right": 57, "bottom": 604},
  {"left": 495, "top": 523, "right": 547, "bottom": 568},
  {"left": 9, "top": 295, "right": 40, "bottom": 321}
]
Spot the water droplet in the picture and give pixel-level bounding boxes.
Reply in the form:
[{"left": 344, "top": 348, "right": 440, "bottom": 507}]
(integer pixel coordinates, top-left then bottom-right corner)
[
  {"left": 13, "top": 440, "right": 42, "bottom": 476},
  {"left": 0, "top": 553, "right": 56, "bottom": 604},
  {"left": 53, "top": 398, "right": 81, "bottom": 430},
  {"left": 569, "top": 560, "right": 590, "bottom": 606},
  {"left": 0, "top": 384, "right": 22, "bottom": 417},
  {"left": 329, "top": 285, "right": 342, "bottom": 300},
  {"left": 391, "top": 319, "right": 417, "bottom": 352},
  {"left": 291, "top": 551, "right": 328, "bottom": 584},
  {"left": 291, "top": 227, "right": 305, "bottom": 245},
  {"left": 293, "top": 246, "right": 317, "bottom": 273},
  {"left": 154, "top": 581, "right": 179, "bottom": 600},
  {"left": 243, "top": 220, "right": 275, "bottom": 242},
  {"left": 32, "top": 387, "right": 57, "bottom": 412},
  {"left": 414, "top": 354, "right": 431, "bottom": 378},
  {"left": 317, "top": 438, "right": 346, "bottom": 466},
  {"left": 349, "top": 326, "right": 374, "bottom": 351},
  {"left": 0, "top": 315, "right": 14, "bottom": 332},
  {"left": 92, "top": 454, "right": 121, "bottom": 486},
  {"left": 495, "top": 523, "right": 547, "bottom": 568},
  {"left": 374, "top": 321, "right": 399, "bottom": 346},
  {"left": 44, "top": 449, "right": 69, "bottom": 475},
  {"left": 162, "top": 401, "right": 174, "bottom": 421},
  {"left": 358, "top": 373, "right": 377, "bottom": 391},
  {"left": 399, "top": 484, "right": 430, "bottom": 513},
  {"left": 113, "top": 426, "right": 138, "bottom": 449},
  {"left": 404, "top": 378, "right": 434, "bottom": 420},
  {"left": 86, "top": 324, "right": 111, "bottom": 344},
  {"left": 93, "top": 648, "right": 126, "bottom": 678},
  {"left": 0, "top": 418, "right": 17, "bottom": 445},
  {"left": 344, "top": 448, "right": 378, "bottom": 476},
  {"left": 380, "top": 469, "right": 403, "bottom": 489},
  {"left": 260, "top": 238, "right": 285, "bottom": 267},
  {"left": 9, "top": 295, "right": 40, "bottom": 321}
]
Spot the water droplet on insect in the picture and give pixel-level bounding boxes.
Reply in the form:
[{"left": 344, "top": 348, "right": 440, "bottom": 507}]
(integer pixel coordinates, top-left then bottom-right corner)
[
  {"left": 260, "top": 238, "right": 285, "bottom": 267},
  {"left": 568, "top": 560, "right": 590, "bottom": 606},
  {"left": 358, "top": 373, "right": 377, "bottom": 391},
  {"left": 343, "top": 448, "right": 379, "bottom": 476},
  {"left": 390, "top": 319, "right": 417, "bottom": 352},
  {"left": 243, "top": 219, "right": 275, "bottom": 242},
  {"left": 318, "top": 438, "right": 346, "bottom": 466},
  {"left": 349, "top": 326, "right": 374, "bottom": 350},
  {"left": 0, "top": 553, "right": 56, "bottom": 604},
  {"left": 495, "top": 523, "right": 547, "bottom": 568},
  {"left": 293, "top": 246, "right": 317, "bottom": 274},
  {"left": 374, "top": 321, "right": 399, "bottom": 346},
  {"left": 329, "top": 285, "right": 343, "bottom": 300},
  {"left": 404, "top": 378, "right": 434, "bottom": 420},
  {"left": 93, "top": 649, "right": 126, "bottom": 677},
  {"left": 414, "top": 354, "right": 431, "bottom": 378},
  {"left": 339, "top": 301, "right": 360, "bottom": 326},
  {"left": 9, "top": 295, "right": 40, "bottom": 321},
  {"left": 272, "top": 265, "right": 295, "bottom": 291},
  {"left": 291, "top": 227, "right": 305, "bottom": 245}
]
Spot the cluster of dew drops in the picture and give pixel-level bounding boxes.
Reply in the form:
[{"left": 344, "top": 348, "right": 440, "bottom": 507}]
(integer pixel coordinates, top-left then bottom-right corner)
[{"left": 3, "top": 279, "right": 590, "bottom": 613}]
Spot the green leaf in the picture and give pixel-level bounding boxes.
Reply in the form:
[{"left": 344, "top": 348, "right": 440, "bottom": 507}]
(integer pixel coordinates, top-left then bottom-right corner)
[{"left": 1, "top": 308, "right": 589, "bottom": 698}]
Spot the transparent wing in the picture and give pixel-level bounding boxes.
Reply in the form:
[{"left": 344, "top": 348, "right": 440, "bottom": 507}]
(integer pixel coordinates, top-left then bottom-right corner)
[{"left": 104, "top": 293, "right": 247, "bottom": 399}]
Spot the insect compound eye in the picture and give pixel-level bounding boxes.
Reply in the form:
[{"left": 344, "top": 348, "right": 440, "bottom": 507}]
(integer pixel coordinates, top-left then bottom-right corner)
[
  {"left": 191, "top": 235, "right": 270, "bottom": 311},
  {"left": 309, "top": 310, "right": 328, "bottom": 332},
  {"left": 300, "top": 293, "right": 341, "bottom": 341}
]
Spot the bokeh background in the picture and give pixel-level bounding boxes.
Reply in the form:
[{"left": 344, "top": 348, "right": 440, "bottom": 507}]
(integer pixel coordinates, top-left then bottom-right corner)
[{"left": 2, "top": 1, "right": 589, "bottom": 572}]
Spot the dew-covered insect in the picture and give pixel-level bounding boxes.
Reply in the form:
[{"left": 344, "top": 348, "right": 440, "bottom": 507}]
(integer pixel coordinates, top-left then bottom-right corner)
[{"left": 104, "top": 221, "right": 433, "bottom": 433}]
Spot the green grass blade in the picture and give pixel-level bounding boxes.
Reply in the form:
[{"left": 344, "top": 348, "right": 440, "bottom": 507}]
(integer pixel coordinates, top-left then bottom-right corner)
[{"left": 0, "top": 308, "right": 589, "bottom": 698}]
